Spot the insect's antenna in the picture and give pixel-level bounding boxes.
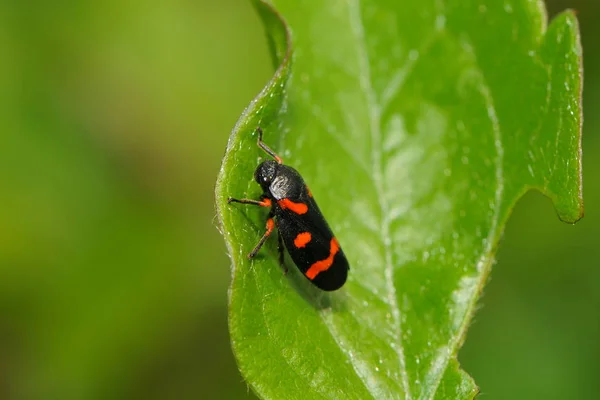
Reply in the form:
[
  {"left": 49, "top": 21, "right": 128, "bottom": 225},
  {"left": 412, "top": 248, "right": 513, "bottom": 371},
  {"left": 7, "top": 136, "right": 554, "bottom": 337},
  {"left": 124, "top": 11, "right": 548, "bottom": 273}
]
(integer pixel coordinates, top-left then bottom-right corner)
[{"left": 256, "top": 127, "right": 283, "bottom": 164}]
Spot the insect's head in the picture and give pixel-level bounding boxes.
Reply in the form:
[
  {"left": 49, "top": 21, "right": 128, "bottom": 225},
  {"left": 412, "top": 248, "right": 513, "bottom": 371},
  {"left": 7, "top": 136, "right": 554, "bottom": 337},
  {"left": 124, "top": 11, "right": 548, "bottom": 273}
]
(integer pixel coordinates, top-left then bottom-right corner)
[{"left": 254, "top": 160, "right": 278, "bottom": 190}]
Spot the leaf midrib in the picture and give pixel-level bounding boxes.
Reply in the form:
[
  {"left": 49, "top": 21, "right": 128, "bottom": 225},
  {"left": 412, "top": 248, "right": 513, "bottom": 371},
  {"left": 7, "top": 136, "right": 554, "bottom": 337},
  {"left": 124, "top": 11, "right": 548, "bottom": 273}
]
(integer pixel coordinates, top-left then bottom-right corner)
[
  {"left": 346, "top": 0, "right": 412, "bottom": 399},
  {"left": 308, "top": 0, "right": 414, "bottom": 398}
]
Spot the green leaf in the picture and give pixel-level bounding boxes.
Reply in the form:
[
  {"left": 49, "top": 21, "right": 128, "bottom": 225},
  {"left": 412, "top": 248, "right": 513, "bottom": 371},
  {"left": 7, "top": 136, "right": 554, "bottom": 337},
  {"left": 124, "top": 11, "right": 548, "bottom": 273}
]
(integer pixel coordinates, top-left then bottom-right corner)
[{"left": 215, "top": 0, "right": 583, "bottom": 399}]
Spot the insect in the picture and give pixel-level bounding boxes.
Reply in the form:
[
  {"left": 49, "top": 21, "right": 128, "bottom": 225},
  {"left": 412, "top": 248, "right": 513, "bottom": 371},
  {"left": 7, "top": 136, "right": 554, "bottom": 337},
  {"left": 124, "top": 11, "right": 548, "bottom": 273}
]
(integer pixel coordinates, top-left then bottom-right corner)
[{"left": 228, "top": 127, "right": 349, "bottom": 291}]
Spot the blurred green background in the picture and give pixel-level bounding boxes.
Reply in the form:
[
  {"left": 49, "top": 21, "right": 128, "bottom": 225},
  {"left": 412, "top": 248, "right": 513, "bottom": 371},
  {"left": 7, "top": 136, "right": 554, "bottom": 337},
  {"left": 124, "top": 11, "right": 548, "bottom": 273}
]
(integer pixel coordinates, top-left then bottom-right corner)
[{"left": 0, "top": 1, "right": 596, "bottom": 399}]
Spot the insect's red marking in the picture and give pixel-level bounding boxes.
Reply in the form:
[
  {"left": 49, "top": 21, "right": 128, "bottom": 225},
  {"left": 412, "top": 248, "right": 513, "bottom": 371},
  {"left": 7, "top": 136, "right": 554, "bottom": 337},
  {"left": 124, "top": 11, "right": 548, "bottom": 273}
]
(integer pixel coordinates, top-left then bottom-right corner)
[
  {"left": 306, "top": 238, "right": 339, "bottom": 280},
  {"left": 260, "top": 198, "right": 272, "bottom": 207},
  {"left": 306, "top": 186, "right": 313, "bottom": 198},
  {"left": 293, "top": 232, "right": 312, "bottom": 248},
  {"left": 278, "top": 198, "right": 308, "bottom": 214},
  {"left": 266, "top": 218, "right": 275, "bottom": 232}
]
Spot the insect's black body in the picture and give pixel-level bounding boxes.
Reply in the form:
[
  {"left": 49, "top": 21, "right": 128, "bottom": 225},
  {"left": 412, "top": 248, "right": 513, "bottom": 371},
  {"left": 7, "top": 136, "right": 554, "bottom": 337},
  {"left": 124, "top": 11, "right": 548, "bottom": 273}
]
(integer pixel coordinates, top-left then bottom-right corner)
[{"left": 228, "top": 128, "right": 349, "bottom": 291}]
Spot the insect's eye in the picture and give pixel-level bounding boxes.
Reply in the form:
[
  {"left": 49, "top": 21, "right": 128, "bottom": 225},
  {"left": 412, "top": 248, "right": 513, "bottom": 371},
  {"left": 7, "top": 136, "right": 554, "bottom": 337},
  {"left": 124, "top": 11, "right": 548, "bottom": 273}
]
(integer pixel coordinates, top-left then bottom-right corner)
[{"left": 262, "top": 174, "right": 272, "bottom": 184}]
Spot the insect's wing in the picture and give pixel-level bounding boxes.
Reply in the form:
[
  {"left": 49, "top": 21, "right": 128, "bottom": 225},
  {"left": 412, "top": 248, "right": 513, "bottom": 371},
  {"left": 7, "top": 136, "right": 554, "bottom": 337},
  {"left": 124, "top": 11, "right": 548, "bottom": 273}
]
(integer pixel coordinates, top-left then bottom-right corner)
[{"left": 276, "top": 195, "right": 349, "bottom": 291}]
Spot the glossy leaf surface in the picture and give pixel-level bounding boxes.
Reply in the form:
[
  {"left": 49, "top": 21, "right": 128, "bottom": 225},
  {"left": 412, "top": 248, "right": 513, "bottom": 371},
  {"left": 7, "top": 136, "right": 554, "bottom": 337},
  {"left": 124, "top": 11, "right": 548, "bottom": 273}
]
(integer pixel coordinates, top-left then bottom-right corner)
[{"left": 215, "top": 0, "right": 583, "bottom": 398}]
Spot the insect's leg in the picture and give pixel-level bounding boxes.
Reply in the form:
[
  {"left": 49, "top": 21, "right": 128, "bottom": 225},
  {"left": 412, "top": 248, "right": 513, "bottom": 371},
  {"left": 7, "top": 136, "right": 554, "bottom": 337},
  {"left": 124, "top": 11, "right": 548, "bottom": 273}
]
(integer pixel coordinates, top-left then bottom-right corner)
[
  {"left": 256, "top": 127, "right": 283, "bottom": 164},
  {"left": 228, "top": 197, "right": 272, "bottom": 207},
  {"left": 248, "top": 216, "right": 275, "bottom": 259},
  {"left": 277, "top": 229, "right": 288, "bottom": 274}
]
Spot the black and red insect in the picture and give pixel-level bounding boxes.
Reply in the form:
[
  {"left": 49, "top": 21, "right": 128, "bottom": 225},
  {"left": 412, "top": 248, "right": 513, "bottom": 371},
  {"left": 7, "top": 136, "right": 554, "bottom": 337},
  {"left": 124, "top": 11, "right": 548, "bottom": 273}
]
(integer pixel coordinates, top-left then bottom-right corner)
[{"left": 228, "top": 127, "right": 349, "bottom": 291}]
